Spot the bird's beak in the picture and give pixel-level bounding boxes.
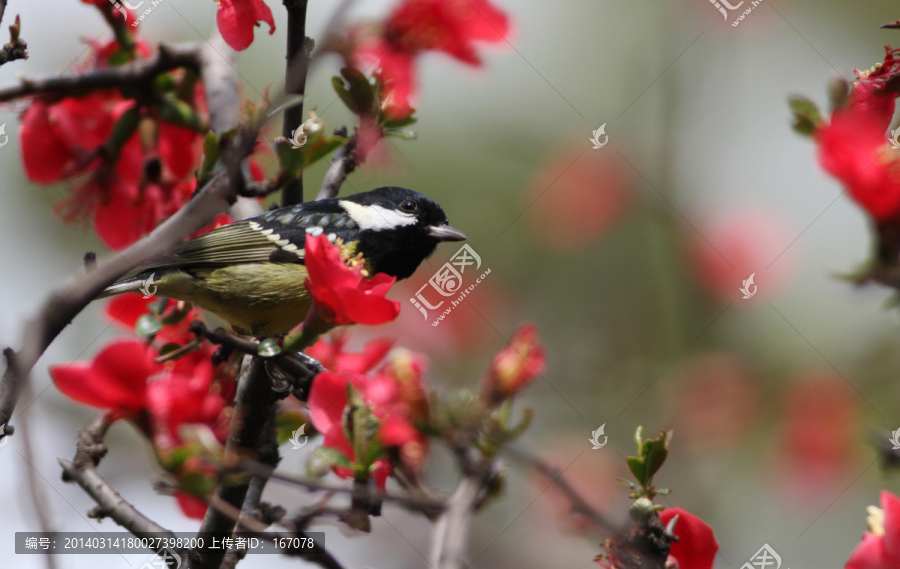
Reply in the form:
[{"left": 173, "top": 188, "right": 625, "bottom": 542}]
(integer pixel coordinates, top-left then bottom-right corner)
[{"left": 428, "top": 224, "right": 467, "bottom": 242}]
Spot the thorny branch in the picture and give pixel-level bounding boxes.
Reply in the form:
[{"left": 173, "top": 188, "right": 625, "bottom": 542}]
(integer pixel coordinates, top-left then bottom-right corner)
[{"left": 0, "top": 7, "right": 27, "bottom": 68}]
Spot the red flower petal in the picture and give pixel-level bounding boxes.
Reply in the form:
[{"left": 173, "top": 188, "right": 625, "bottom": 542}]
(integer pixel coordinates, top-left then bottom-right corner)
[
  {"left": 175, "top": 492, "right": 209, "bottom": 520},
  {"left": 19, "top": 102, "right": 73, "bottom": 183},
  {"left": 659, "top": 508, "right": 719, "bottom": 569},
  {"left": 304, "top": 234, "right": 400, "bottom": 325},
  {"left": 846, "top": 532, "right": 895, "bottom": 569},
  {"left": 50, "top": 339, "right": 155, "bottom": 413},
  {"left": 216, "top": 0, "right": 276, "bottom": 52},
  {"left": 881, "top": 491, "right": 900, "bottom": 561}
]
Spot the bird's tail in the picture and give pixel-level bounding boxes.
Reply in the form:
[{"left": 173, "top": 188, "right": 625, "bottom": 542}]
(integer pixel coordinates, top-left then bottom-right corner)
[{"left": 95, "top": 276, "right": 146, "bottom": 299}]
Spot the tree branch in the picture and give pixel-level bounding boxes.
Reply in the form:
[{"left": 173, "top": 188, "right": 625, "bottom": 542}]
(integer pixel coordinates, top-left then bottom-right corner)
[
  {"left": 0, "top": 42, "right": 201, "bottom": 103},
  {"left": 316, "top": 132, "right": 357, "bottom": 200},
  {"left": 504, "top": 446, "right": 624, "bottom": 538},
  {"left": 429, "top": 472, "right": 488, "bottom": 569},
  {"left": 280, "top": 0, "right": 313, "bottom": 207},
  {"left": 191, "top": 357, "right": 284, "bottom": 569},
  {"left": 58, "top": 416, "right": 176, "bottom": 550},
  {"left": 0, "top": 124, "right": 257, "bottom": 435}
]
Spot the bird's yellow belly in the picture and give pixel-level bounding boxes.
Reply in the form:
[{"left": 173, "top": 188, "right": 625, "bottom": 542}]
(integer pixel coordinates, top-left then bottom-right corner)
[{"left": 155, "top": 264, "right": 312, "bottom": 337}]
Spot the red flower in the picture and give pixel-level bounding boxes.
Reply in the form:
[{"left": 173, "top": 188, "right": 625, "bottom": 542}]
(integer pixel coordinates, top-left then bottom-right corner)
[
  {"left": 846, "top": 491, "right": 900, "bottom": 569},
  {"left": 216, "top": 0, "right": 276, "bottom": 51},
  {"left": 815, "top": 48, "right": 900, "bottom": 221},
  {"left": 175, "top": 491, "right": 208, "bottom": 520},
  {"left": 19, "top": 40, "right": 205, "bottom": 249},
  {"left": 307, "top": 370, "right": 391, "bottom": 488},
  {"left": 304, "top": 234, "right": 401, "bottom": 325},
  {"left": 483, "top": 322, "right": 545, "bottom": 403},
  {"left": 50, "top": 339, "right": 156, "bottom": 419},
  {"left": 104, "top": 294, "right": 198, "bottom": 345},
  {"left": 147, "top": 358, "right": 228, "bottom": 450},
  {"left": 659, "top": 508, "right": 719, "bottom": 569},
  {"left": 306, "top": 332, "right": 393, "bottom": 374},
  {"left": 353, "top": 0, "right": 509, "bottom": 118}
]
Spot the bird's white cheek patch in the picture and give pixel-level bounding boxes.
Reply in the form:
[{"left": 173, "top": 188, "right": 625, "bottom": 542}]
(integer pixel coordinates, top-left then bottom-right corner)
[{"left": 340, "top": 201, "right": 417, "bottom": 231}]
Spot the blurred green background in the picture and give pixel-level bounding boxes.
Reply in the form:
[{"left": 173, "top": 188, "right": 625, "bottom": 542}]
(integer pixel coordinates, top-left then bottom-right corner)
[{"left": 3, "top": 0, "right": 900, "bottom": 567}]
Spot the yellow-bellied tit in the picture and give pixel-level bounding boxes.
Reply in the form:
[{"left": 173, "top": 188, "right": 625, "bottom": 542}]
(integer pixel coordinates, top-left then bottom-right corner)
[{"left": 99, "top": 187, "right": 466, "bottom": 337}]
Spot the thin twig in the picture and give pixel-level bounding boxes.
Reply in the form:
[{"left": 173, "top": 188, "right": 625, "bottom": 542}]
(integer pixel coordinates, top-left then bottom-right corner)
[
  {"left": 316, "top": 132, "right": 357, "bottom": 200},
  {"left": 0, "top": 124, "right": 257, "bottom": 435},
  {"left": 0, "top": 42, "right": 201, "bottom": 103},
  {"left": 504, "top": 446, "right": 624, "bottom": 538},
  {"left": 17, "top": 381, "right": 57, "bottom": 569},
  {"left": 58, "top": 416, "right": 176, "bottom": 550}
]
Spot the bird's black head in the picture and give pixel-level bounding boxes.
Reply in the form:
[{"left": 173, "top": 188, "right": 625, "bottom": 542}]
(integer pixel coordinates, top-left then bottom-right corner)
[{"left": 339, "top": 187, "right": 466, "bottom": 280}]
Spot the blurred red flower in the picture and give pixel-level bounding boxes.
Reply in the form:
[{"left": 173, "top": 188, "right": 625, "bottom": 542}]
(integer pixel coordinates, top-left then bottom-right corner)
[
  {"left": 353, "top": 0, "right": 509, "bottom": 118},
  {"left": 18, "top": 40, "right": 204, "bottom": 249},
  {"left": 815, "top": 48, "right": 900, "bottom": 221},
  {"left": 526, "top": 149, "right": 629, "bottom": 250},
  {"left": 216, "top": 0, "right": 276, "bottom": 51},
  {"left": 175, "top": 491, "right": 208, "bottom": 520},
  {"left": 304, "top": 234, "right": 401, "bottom": 326},
  {"left": 104, "top": 294, "right": 198, "bottom": 345},
  {"left": 776, "top": 373, "right": 860, "bottom": 495},
  {"left": 50, "top": 339, "right": 154, "bottom": 420},
  {"left": 846, "top": 490, "right": 900, "bottom": 569},
  {"left": 306, "top": 332, "right": 393, "bottom": 374},
  {"left": 659, "top": 508, "right": 719, "bottom": 569},
  {"left": 676, "top": 352, "right": 760, "bottom": 449},
  {"left": 483, "top": 322, "right": 545, "bottom": 403},
  {"left": 688, "top": 211, "right": 792, "bottom": 302},
  {"left": 307, "top": 370, "right": 391, "bottom": 488},
  {"left": 50, "top": 339, "right": 230, "bottom": 446}
]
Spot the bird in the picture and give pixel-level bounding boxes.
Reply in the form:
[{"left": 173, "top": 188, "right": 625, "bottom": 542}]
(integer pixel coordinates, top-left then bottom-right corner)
[{"left": 99, "top": 187, "right": 466, "bottom": 337}]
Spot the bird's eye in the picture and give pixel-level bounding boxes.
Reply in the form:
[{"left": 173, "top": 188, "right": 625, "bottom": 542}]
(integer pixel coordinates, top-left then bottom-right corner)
[{"left": 400, "top": 199, "right": 418, "bottom": 213}]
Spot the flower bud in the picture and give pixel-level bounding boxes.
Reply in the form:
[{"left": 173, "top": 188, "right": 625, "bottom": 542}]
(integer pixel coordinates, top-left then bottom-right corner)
[{"left": 483, "top": 323, "right": 546, "bottom": 403}]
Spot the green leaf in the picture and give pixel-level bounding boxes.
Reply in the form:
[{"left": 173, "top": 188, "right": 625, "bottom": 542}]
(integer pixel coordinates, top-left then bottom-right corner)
[
  {"left": 642, "top": 430, "right": 671, "bottom": 481},
  {"left": 201, "top": 131, "right": 219, "bottom": 174},
  {"left": 626, "top": 456, "right": 646, "bottom": 486},
  {"left": 277, "top": 134, "right": 348, "bottom": 180},
  {"left": 152, "top": 73, "right": 178, "bottom": 95},
  {"left": 276, "top": 410, "right": 311, "bottom": 444},
  {"left": 315, "top": 447, "right": 351, "bottom": 469},
  {"left": 789, "top": 96, "right": 822, "bottom": 137},
  {"left": 105, "top": 106, "right": 141, "bottom": 162},
  {"left": 634, "top": 426, "right": 644, "bottom": 457},
  {"left": 341, "top": 67, "right": 375, "bottom": 115},
  {"left": 156, "top": 97, "right": 206, "bottom": 133},
  {"left": 382, "top": 116, "right": 417, "bottom": 129},
  {"left": 503, "top": 408, "right": 532, "bottom": 443},
  {"left": 135, "top": 314, "right": 163, "bottom": 337},
  {"left": 257, "top": 338, "right": 282, "bottom": 358},
  {"left": 332, "top": 75, "right": 360, "bottom": 114}
]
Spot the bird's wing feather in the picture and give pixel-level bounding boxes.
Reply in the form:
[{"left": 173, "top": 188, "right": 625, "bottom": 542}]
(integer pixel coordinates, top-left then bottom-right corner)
[{"left": 140, "top": 202, "right": 361, "bottom": 270}]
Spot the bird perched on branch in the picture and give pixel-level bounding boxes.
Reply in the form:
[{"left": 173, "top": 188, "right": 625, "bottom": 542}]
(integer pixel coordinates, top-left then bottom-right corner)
[{"left": 99, "top": 187, "right": 466, "bottom": 337}]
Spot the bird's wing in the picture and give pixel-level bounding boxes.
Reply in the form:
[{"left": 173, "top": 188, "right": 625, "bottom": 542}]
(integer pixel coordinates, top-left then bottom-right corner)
[{"left": 141, "top": 202, "right": 361, "bottom": 270}]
